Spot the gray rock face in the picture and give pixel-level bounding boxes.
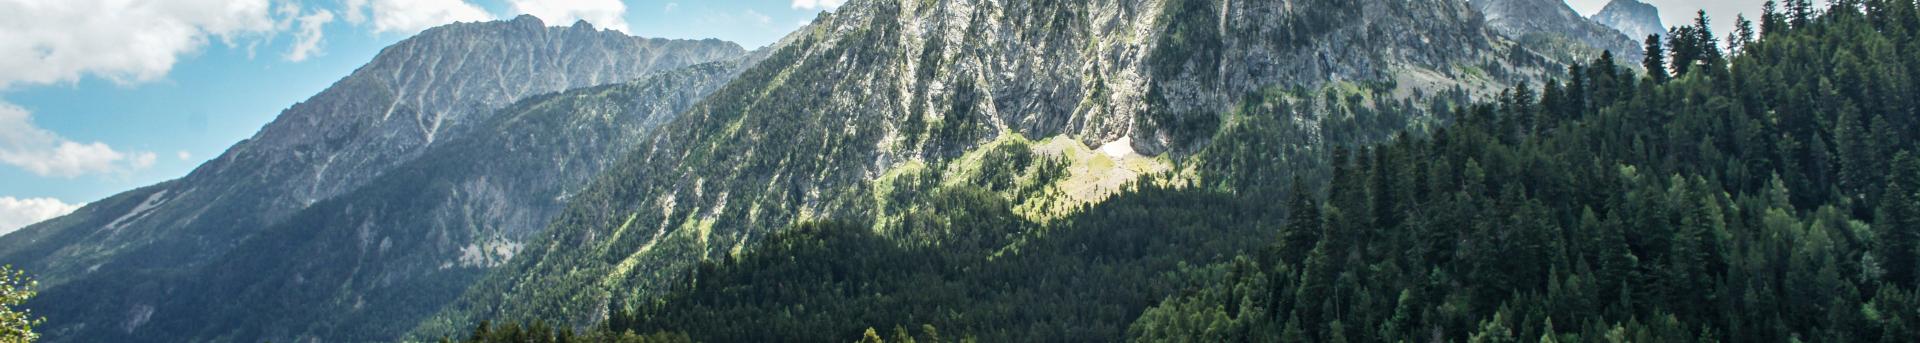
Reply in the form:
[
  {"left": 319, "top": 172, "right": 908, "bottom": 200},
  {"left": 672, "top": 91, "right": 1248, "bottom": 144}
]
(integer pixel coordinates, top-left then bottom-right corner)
[
  {"left": 0, "top": 15, "right": 744, "bottom": 343},
  {"left": 1592, "top": 0, "right": 1666, "bottom": 43},
  {"left": 1472, "top": 0, "right": 1645, "bottom": 61}
]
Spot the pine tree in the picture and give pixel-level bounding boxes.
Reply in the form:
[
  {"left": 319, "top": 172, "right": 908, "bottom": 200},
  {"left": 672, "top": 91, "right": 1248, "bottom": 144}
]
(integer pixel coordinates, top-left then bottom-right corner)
[
  {"left": 1280, "top": 177, "right": 1323, "bottom": 263},
  {"left": 1644, "top": 35, "right": 1670, "bottom": 83},
  {"left": 1763, "top": 1, "right": 1787, "bottom": 35},
  {"left": 1876, "top": 152, "right": 1920, "bottom": 286},
  {"left": 1733, "top": 14, "right": 1757, "bottom": 53},
  {"left": 1790, "top": 0, "right": 1815, "bottom": 28}
]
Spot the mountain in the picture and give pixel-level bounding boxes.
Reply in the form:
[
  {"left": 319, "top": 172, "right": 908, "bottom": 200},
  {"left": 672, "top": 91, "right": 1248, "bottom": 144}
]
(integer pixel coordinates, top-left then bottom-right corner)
[
  {"left": 0, "top": 15, "right": 744, "bottom": 342},
  {"left": 1471, "top": 0, "right": 1645, "bottom": 62},
  {"left": 419, "top": 0, "right": 1569, "bottom": 336},
  {"left": 141, "top": 61, "right": 749, "bottom": 343},
  {"left": 1591, "top": 0, "right": 1667, "bottom": 42},
  {"left": 456, "top": 3, "right": 1920, "bottom": 342}
]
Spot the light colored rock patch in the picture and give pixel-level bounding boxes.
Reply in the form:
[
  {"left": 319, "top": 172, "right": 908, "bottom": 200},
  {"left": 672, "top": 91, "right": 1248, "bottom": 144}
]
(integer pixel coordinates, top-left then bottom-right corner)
[
  {"left": 1036, "top": 136, "right": 1171, "bottom": 208},
  {"left": 456, "top": 239, "right": 523, "bottom": 268},
  {"left": 106, "top": 190, "right": 170, "bottom": 231}
]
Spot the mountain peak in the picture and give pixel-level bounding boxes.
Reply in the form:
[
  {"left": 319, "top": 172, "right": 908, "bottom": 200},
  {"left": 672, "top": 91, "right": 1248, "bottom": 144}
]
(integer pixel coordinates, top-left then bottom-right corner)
[
  {"left": 569, "top": 19, "right": 595, "bottom": 31},
  {"left": 1592, "top": 0, "right": 1666, "bottom": 41},
  {"left": 509, "top": 14, "right": 543, "bottom": 26},
  {"left": 1472, "top": 0, "right": 1644, "bottom": 60}
]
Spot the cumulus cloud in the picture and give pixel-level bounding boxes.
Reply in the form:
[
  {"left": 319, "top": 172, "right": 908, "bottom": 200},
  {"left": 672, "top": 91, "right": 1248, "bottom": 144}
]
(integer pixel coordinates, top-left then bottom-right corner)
[
  {"left": 745, "top": 9, "right": 772, "bottom": 25},
  {"left": 509, "top": 0, "right": 632, "bottom": 33},
  {"left": 345, "top": 0, "right": 495, "bottom": 35},
  {"left": 285, "top": 8, "right": 335, "bottom": 62},
  {"left": 792, "top": 0, "right": 847, "bottom": 10},
  {"left": 0, "top": 102, "right": 154, "bottom": 178},
  {"left": 0, "top": 196, "right": 82, "bottom": 236},
  {"left": 0, "top": 0, "right": 280, "bottom": 89},
  {"left": 176, "top": 150, "right": 193, "bottom": 161}
]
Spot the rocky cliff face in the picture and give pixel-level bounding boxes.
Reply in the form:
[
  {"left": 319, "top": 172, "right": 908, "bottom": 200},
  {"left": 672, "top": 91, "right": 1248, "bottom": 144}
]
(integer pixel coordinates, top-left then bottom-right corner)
[
  {"left": 1592, "top": 0, "right": 1666, "bottom": 43},
  {"left": 0, "top": 15, "right": 744, "bottom": 342},
  {"left": 423, "top": 0, "right": 1562, "bottom": 333},
  {"left": 1472, "top": 0, "right": 1645, "bottom": 62}
]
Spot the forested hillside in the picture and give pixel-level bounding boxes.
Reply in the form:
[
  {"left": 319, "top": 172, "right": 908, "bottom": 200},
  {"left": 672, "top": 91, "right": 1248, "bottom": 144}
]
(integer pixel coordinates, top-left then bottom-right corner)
[{"left": 449, "top": 0, "right": 1920, "bottom": 342}]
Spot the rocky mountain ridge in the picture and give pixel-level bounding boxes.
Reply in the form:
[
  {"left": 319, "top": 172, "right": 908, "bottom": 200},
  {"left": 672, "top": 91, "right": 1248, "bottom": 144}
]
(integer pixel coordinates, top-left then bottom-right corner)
[
  {"left": 1473, "top": 0, "right": 1646, "bottom": 62},
  {"left": 1591, "top": 0, "right": 1667, "bottom": 42}
]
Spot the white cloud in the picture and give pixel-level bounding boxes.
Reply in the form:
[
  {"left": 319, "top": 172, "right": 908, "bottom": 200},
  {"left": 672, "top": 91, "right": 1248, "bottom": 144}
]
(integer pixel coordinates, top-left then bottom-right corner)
[
  {"left": 176, "top": 150, "right": 192, "bottom": 161},
  {"left": 285, "top": 9, "right": 335, "bottom": 62},
  {"left": 509, "top": 0, "right": 631, "bottom": 33},
  {"left": 791, "top": 0, "right": 847, "bottom": 10},
  {"left": 129, "top": 151, "right": 157, "bottom": 170},
  {"left": 665, "top": 2, "right": 678, "bottom": 13},
  {"left": 0, "top": 0, "right": 281, "bottom": 89},
  {"left": 746, "top": 9, "right": 772, "bottom": 25},
  {"left": 344, "top": 0, "right": 495, "bottom": 35},
  {"left": 0, "top": 196, "right": 81, "bottom": 236},
  {"left": 0, "top": 102, "right": 153, "bottom": 178},
  {"left": 343, "top": 0, "right": 369, "bottom": 24}
]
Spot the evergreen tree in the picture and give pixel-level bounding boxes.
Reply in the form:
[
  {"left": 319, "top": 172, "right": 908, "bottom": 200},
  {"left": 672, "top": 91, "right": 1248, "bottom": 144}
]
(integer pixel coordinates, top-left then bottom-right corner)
[
  {"left": 1877, "top": 152, "right": 1920, "bottom": 286},
  {"left": 1644, "top": 35, "right": 1670, "bottom": 83}
]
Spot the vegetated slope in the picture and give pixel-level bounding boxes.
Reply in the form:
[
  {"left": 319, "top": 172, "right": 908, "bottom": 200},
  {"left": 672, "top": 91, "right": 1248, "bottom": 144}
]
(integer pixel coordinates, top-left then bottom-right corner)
[
  {"left": 1472, "top": 0, "right": 1646, "bottom": 64},
  {"left": 459, "top": 2, "right": 1920, "bottom": 342},
  {"left": 422, "top": 0, "right": 1571, "bottom": 336},
  {"left": 1130, "top": 4, "right": 1920, "bottom": 342},
  {"left": 1591, "top": 0, "right": 1667, "bottom": 43},
  {"left": 0, "top": 15, "right": 744, "bottom": 342}
]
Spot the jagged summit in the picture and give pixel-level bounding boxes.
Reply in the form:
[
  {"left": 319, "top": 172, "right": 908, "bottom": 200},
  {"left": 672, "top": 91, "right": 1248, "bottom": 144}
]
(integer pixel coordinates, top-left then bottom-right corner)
[
  {"left": 1592, "top": 0, "right": 1667, "bottom": 42},
  {"left": 1472, "top": 0, "right": 1645, "bottom": 60}
]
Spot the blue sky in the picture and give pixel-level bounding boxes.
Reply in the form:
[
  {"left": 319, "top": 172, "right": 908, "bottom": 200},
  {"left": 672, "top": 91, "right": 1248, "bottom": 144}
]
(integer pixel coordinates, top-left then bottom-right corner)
[{"left": 0, "top": 0, "right": 1769, "bottom": 232}]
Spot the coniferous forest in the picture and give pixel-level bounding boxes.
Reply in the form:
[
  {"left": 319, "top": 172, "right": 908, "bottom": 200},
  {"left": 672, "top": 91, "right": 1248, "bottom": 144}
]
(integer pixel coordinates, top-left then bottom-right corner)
[{"left": 444, "top": 1, "right": 1920, "bottom": 342}]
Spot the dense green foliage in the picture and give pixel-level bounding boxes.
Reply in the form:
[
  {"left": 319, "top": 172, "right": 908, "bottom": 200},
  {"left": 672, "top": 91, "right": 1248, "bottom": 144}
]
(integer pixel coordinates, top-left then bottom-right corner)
[
  {"left": 1131, "top": 2, "right": 1920, "bottom": 341},
  {"left": 0, "top": 266, "right": 38, "bottom": 343}
]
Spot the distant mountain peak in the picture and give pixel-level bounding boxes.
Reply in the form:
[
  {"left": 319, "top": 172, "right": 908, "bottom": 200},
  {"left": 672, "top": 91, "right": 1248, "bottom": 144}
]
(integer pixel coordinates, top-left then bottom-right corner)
[
  {"left": 1592, "top": 0, "right": 1666, "bottom": 41},
  {"left": 510, "top": 14, "right": 543, "bottom": 25},
  {"left": 1472, "top": 0, "right": 1644, "bottom": 60}
]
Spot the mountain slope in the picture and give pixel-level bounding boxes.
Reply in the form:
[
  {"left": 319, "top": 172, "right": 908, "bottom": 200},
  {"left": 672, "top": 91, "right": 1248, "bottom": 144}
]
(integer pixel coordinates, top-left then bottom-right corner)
[
  {"left": 1472, "top": 0, "right": 1645, "bottom": 62},
  {"left": 129, "top": 62, "right": 748, "bottom": 343},
  {"left": 421, "top": 0, "right": 1561, "bottom": 335},
  {"left": 1591, "top": 0, "right": 1667, "bottom": 42},
  {"left": 0, "top": 15, "right": 744, "bottom": 342}
]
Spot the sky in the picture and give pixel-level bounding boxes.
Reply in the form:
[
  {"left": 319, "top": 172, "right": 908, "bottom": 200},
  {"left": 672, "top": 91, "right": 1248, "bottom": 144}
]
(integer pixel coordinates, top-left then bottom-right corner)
[{"left": 0, "top": 0, "right": 1778, "bottom": 233}]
